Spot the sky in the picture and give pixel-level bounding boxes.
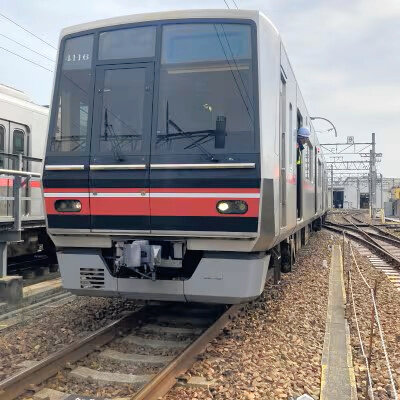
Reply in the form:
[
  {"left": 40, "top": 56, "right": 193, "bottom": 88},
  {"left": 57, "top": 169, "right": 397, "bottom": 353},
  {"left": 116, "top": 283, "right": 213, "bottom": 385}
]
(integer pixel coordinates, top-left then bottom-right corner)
[{"left": 0, "top": 0, "right": 399, "bottom": 177}]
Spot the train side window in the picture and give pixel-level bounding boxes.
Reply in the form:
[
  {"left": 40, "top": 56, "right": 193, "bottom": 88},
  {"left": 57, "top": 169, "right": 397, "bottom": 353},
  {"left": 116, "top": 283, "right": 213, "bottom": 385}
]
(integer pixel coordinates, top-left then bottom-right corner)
[
  {"left": 318, "top": 160, "right": 322, "bottom": 187},
  {"left": 13, "top": 129, "right": 25, "bottom": 170},
  {"left": 0, "top": 125, "right": 4, "bottom": 168},
  {"left": 13, "top": 129, "right": 25, "bottom": 154},
  {"left": 304, "top": 145, "right": 310, "bottom": 180},
  {"left": 304, "top": 144, "right": 313, "bottom": 181},
  {"left": 309, "top": 144, "right": 313, "bottom": 182},
  {"left": 296, "top": 108, "right": 303, "bottom": 219},
  {"left": 297, "top": 109, "right": 303, "bottom": 130}
]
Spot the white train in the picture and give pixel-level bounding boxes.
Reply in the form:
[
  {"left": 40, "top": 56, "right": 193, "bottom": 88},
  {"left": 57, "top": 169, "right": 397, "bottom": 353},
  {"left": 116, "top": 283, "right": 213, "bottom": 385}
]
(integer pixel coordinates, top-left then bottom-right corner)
[
  {"left": 43, "top": 9, "right": 329, "bottom": 303},
  {"left": 0, "top": 84, "right": 49, "bottom": 256}
]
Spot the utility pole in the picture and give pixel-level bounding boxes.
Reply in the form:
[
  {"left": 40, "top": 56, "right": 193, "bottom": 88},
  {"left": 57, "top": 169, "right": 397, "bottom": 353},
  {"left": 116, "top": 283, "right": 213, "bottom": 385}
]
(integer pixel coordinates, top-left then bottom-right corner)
[
  {"left": 357, "top": 177, "right": 360, "bottom": 209},
  {"left": 380, "top": 173, "right": 383, "bottom": 210},
  {"left": 369, "top": 133, "right": 377, "bottom": 218}
]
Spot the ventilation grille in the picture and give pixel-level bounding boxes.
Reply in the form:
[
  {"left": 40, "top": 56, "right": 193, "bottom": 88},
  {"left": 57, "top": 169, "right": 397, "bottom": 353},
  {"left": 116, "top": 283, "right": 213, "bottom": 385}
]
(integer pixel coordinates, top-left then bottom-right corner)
[{"left": 80, "top": 268, "right": 105, "bottom": 289}]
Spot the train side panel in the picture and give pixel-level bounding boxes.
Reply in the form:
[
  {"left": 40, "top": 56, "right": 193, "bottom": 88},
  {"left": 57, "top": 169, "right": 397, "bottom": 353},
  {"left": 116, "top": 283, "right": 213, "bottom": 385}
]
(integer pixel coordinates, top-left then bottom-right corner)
[
  {"left": 254, "top": 13, "right": 281, "bottom": 251},
  {"left": 0, "top": 89, "right": 48, "bottom": 221}
]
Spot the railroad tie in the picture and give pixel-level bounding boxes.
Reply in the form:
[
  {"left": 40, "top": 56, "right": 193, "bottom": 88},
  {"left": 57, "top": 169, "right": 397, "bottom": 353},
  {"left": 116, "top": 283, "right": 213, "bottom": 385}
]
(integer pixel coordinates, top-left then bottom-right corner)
[
  {"left": 70, "top": 366, "right": 155, "bottom": 385},
  {"left": 140, "top": 323, "right": 204, "bottom": 336},
  {"left": 99, "top": 348, "right": 174, "bottom": 364},
  {"left": 121, "top": 334, "right": 191, "bottom": 348}
]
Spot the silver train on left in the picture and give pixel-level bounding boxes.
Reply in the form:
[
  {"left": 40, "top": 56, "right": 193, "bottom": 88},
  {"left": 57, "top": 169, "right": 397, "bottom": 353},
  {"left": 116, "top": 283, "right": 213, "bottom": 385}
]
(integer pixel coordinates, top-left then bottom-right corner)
[{"left": 0, "top": 83, "right": 50, "bottom": 258}]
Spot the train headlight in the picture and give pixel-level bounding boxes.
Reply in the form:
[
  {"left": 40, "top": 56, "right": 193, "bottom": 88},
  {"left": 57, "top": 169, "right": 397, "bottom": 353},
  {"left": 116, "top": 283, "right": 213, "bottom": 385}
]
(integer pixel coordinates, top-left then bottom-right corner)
[
  {"left": 216, "top": 200, "right": 248, "bottom": 214},
  {"left": 55, "top": 199, "right": 82, "bottom": 212}
]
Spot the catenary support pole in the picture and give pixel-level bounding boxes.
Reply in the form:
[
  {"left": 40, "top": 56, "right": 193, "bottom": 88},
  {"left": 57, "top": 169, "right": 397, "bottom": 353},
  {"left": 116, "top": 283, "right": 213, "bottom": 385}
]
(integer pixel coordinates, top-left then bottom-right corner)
[{"left": 371, "top": 133, "right": 377, "bottom": 218}]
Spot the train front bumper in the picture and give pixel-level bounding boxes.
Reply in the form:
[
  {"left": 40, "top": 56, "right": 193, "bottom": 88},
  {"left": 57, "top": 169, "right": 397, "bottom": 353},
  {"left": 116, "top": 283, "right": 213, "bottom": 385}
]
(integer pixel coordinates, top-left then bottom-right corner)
[{"left": 57, "top": 249, "right": 271, "bottom": 304}]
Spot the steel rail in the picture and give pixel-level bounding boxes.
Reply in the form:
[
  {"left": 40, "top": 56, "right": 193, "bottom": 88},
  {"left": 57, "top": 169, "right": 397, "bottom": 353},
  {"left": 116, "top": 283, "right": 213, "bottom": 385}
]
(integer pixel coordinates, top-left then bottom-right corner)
[
  {"left": 326, "top": 220, "right": 400, "bottom": 248},
  {"left": 344, "top": 214, "right": 400, "bottom": 247},
  {"left": 0, "top": 307, "right": 150, "bottom": 400},
  {"left": 323, "top": 224, "right": 400, "bottom": 267},
  {"left": 350, "top": 213, "right": 400, "bottom": 242},
  {"left": 326, "top": 219, "right": 387, "bottom": 250},
  {"left": 132, "top": 304, "right": 242, "bottom": 400},
  {"left": 0, "top": 304, "right": 243, "bottom": 400}
]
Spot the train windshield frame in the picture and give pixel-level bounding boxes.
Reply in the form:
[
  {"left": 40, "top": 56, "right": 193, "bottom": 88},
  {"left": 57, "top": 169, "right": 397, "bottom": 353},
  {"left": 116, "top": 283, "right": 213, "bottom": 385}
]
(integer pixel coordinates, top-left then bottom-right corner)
[{"left": 46, "top": 19, "right": 259, "bottom": 157}]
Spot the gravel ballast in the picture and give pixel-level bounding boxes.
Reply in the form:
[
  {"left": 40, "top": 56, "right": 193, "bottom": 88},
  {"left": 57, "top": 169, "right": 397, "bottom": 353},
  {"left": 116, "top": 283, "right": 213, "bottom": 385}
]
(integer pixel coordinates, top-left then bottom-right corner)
[
  {"left": 165, "top": 231, "right": 332, "bottom": 400},
  {"left": 0, "top": 297, "right": 141, "bottom": 381},
  {"left": 1, "top": 230, "right": 349, "bottom": 400},
  {"left": 346, "top": 242, "right": 400, "bottom": 399}
]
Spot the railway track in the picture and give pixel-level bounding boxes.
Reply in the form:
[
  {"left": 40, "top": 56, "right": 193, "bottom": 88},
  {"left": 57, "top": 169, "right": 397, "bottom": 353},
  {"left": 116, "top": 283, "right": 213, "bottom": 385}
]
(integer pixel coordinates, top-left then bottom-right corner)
[
  {"left": 0, "top": 302, "right": 242, "bottom": 400},
  {"left": 324, "top": 212, "right": 400, "bottom": 290}
]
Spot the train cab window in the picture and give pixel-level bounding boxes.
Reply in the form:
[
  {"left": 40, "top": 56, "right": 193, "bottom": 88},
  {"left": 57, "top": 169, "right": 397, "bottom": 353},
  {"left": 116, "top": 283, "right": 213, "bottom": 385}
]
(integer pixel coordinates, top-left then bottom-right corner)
[
  {"left": 156, "top": 23, "right": 255, "bottom": 154},
  {"left": 49, "top": 34, "right": 94, "bottom": 152},
  {"left": 99, "top": 67, "right": 146, "bottom": 154},
  {"left": 99, "top": 26, "right": 156, "bottom": 60}
]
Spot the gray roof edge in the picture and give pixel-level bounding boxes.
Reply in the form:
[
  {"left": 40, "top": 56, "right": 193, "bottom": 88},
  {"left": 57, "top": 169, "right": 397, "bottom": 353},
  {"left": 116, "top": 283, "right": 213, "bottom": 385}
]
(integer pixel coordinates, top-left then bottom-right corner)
[{"left": 59, "top": 9, "right": 267, "bottom": 39}]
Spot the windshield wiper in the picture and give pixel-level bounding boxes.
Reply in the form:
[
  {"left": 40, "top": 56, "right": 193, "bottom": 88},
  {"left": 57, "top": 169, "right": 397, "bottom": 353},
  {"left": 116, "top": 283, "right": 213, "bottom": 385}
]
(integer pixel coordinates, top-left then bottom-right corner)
[
  {"left": 166, "top": 118, "right": 216, "bottom": 161},
  {"left": 156, "top": 101, "right": 216, "bottom": 161}
]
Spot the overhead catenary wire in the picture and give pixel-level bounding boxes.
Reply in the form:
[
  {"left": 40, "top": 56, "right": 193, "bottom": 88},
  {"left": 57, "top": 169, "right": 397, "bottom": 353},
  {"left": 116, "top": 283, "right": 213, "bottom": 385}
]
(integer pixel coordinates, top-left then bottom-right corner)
[
  {"left": 223, "top": 0, "right": 231, "bottom": 9},
  {"left": 0, "top": 45, "right": 53, "bottom": 72},
  {"left": 213, "top": 25, "right": 254, "bottom": 124},
  {"left": 220, "top": 24, "right": 254, "bottom": 112},
  {"left": 0, "top": 33, "right": 55, "bottom": 62},
  {"left": 231, "top": 0, "right": 239, "bottom": 9},
  {"left": 0, "top": 11, "right": 56, "bottom": 50}
]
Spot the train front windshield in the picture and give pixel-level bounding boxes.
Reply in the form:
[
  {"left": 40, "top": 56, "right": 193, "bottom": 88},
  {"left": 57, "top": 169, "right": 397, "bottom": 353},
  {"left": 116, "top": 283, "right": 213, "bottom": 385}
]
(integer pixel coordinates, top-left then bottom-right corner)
[{"left": 48, "top": 22, "right": 257, "bottom": 157}]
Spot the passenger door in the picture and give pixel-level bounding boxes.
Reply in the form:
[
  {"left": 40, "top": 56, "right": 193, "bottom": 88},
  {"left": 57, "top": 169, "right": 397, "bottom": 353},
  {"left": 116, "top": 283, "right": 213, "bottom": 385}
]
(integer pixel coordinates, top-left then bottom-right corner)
[{"left": 89, "top": 63, "right": 154, "bottom": 232}]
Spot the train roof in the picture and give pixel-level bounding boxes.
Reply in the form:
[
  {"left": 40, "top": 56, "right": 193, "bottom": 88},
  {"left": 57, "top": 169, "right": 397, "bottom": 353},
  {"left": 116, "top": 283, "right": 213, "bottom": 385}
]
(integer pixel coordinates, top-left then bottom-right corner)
[
  {"left": 0, "top": 84, "right": 48, "bottom": 116},
  {"left": 60, "top": 9, "right": 278, "bottom": 38},
  {"left": 0, "top": 83, "right": 30, "bottom": 101}
]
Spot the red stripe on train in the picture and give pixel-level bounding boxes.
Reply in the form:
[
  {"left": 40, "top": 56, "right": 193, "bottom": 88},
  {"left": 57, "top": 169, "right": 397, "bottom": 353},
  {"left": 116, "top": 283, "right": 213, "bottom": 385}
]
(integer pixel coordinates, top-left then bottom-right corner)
[
  {"left": 0, "top": 178, "right": 40, "bottom": 188},
  {"left": 91, "top": 197, "right": 149, "bottom": 216},
  {"left": 150, "top": 187, "right": 260, "bottom": 193},
  {"left": 150, "top": 197, "right": 259, "bottom": 217},
  {"left": 44, "top": 188, "right": 259, "bottom": 218}
]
